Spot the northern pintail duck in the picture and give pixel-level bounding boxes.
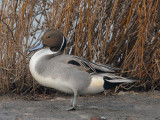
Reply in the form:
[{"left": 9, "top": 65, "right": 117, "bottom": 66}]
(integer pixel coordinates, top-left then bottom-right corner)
[{"left": 29, "top": 29, "right": 136, "bottom": 110}]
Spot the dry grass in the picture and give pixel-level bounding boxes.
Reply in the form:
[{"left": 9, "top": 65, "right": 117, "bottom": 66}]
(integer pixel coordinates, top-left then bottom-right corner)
[{"left": 0, "top": 0, "right": 159, "bottom": 94}]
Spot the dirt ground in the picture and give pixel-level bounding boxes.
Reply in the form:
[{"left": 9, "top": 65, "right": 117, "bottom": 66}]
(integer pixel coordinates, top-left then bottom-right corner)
[{"left": 0, "top": 91, "right": 160, "bottom": 120}]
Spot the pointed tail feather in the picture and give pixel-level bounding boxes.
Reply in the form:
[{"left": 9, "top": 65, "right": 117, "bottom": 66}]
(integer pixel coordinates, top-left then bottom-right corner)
[
  {"left": 102, "top": 73, "right": 136, "bottom": 83},
  {"left": 104, "top": 76, "right": 136, "bottom": 83},
  {"left": 100, "top": 73, "right": 136, "bottom": 90}
]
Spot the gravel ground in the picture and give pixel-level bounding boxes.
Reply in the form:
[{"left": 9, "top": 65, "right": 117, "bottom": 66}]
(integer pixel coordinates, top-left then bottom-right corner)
[{"left": 0, "top": 91, "right": 160, "bottom": 120}]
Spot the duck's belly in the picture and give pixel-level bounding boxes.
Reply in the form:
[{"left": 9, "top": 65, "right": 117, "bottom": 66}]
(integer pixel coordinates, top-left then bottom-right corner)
[
  {"left": 30, "top": 64, "right": 105, "bottom": 95},
  {"left": 30, "top": 67, "right": 73, "bottom": 94}
]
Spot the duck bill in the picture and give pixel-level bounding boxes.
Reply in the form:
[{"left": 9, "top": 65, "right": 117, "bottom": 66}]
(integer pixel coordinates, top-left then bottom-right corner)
[{"left": 29, "top": 40, "right": 44, "bottom": 53}]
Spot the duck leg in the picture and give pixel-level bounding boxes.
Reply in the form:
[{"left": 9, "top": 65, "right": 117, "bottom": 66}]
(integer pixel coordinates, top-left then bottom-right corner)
[{"left": 67, "top": 91, "right": 78, "bottom": 111}]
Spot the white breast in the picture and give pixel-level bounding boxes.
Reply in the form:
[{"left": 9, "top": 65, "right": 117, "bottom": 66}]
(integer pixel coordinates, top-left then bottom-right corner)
[{"left": 29, "top": 48, "right": 73, "bottom": 94}]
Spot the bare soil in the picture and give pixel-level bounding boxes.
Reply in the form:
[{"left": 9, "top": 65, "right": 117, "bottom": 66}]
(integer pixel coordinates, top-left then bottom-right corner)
[{"left": 0, "top": 91, "right": 160, "bottom": 120}]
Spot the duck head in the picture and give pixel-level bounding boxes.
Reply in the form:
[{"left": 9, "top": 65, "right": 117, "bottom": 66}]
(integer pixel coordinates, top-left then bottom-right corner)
[{"left": 29, "top": 29, "right": 67, "bottom": 54}]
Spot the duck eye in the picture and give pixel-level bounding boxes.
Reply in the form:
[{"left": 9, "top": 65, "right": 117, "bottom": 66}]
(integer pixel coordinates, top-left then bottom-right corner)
[{"left": 47, "top": 36, "right": 51, "bottom": 38}]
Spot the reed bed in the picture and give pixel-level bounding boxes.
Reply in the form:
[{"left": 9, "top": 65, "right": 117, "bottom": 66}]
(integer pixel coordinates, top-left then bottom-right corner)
[{"left": 0, "top": 0, "right": 159, "bottom": 95}]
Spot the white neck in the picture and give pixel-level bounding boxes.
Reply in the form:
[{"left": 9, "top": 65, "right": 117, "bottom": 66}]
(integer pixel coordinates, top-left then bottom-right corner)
[{"left": 29, "top": 48, "right": 55, "bottom": 72}]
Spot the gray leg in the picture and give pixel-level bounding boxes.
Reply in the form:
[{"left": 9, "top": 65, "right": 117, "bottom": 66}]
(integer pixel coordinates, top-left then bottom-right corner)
[
  {"left": 72, "top": 91, "right": 78, "bottom": 108},
  {"left": 67, "top": 91, "right": 78, "bottom": 111}
]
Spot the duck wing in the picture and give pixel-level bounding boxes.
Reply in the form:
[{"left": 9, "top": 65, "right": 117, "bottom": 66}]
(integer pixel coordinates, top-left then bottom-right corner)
[{"left": 65, "top": 55, "right": 121, "bottom": 74}]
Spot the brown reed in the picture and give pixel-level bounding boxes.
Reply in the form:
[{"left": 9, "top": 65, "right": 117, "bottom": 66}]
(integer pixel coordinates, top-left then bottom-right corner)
[{"left": 0, "top": 0, "right": 159, "bottom": 95}]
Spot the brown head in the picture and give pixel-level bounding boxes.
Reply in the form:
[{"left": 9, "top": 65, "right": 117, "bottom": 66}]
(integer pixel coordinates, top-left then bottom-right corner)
[{"left": 29, "top": 29, "right": 66, "bottom": 53}]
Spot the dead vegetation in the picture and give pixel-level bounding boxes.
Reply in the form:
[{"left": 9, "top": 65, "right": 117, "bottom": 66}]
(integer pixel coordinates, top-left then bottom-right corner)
[{"left": 0, "top": 0, "right": 160, "bottom": 95}]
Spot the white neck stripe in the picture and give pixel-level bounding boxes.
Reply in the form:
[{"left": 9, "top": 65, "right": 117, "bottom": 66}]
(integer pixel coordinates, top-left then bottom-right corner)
[{"left": 55, "top": 36, "right": 65, "bottom": 53}]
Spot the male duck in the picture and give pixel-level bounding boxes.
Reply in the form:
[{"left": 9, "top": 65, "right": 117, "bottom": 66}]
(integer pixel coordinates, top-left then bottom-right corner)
[{"left": 29, "top": 29, "right": 135, "bottom": 110}]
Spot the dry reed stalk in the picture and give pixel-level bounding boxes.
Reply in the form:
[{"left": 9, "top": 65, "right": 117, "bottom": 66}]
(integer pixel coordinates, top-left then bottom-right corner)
[
  {"left": 0, "top": 0, "right": 159, "bottom": 94},
  {"left": 87, "top": 0, "right": 92, "bottom": 61}
]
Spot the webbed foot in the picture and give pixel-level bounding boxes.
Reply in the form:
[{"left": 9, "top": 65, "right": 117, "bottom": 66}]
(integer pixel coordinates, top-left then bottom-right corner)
[{"left": 66, "top": 106, "right": 76, "bottom": 111}]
